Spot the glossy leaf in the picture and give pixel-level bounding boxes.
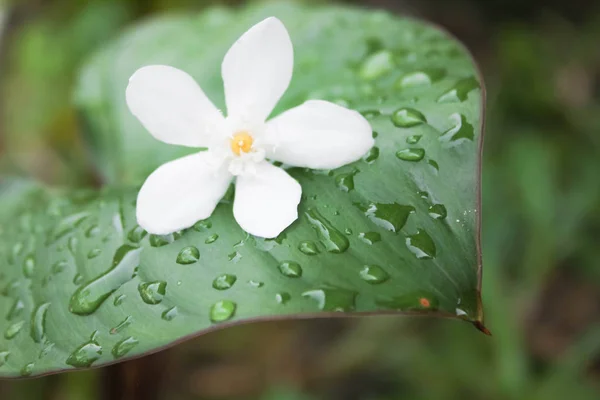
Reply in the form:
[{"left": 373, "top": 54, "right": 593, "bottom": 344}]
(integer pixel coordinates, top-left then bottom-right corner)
[{"left": 0, "top": 2, "right": 484, "bottom": 377}]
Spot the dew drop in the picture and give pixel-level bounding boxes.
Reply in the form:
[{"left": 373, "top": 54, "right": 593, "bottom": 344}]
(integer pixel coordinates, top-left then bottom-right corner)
[
  {"left": 358, "top": 232, "right": 381, "bottom": 245},
  {"left": 428, "top": 204, "right": 447, "bottom": 219},
  {"left": 360, "top": 109, "right": 381, "bottom": 120},
  {"left": 7, "top": 298, "right": 25, "bottom": 320},
  {"left": 305, "top": 208, "right": 349, "bottom": 254},
  {"left": 51, "top": 260, "right": 67, "bottom": 274},
  {"left": 228, "top": 251, "right": 242, "bottom": 263},
  {"left": 112, "top": 336, "right": 139, "bottom": 359},
  {"left": 127, "top": 225, "right": 147, "bottom": 243},
  {"left": 69, "top": 245, "right": 142, "bottom": 315},
  {"left": 30, "top": 303, "right": 50, "bottom": 343},
  {"left": 205, "top": 234, "right": 219, "bottom": 244},
  {"left": 396, "top": 148, "right": 425, "bottom": 161},
  {"left": 0, "top": 351, "right": 9, "bottom": 367},
  {"left": 298, "top": 241, "right": 319, "bottom": 255},
  {"left": 212, "top": 274, "right": 237, "bottom": 290},
  {"left": 406, "top": 134, "right": 422, "bottom": 144},
  {"left": 20, "top": 363, "right": 34, "bottom": 377},
  {"left": 437, "top": 77, "right": 480, "bottom": 103},
  {"left": 359, "top": 50, "right": 394, "bottom": 80},
  {"left": 248, "top": 280, "right": 264, "bottom": 288},
  {"left": 193, "top": 220, "right": 212, "bottom": 231},
  {"left": 357, "top": 202, "right": 415, "bottom": 233},
  {"left": 335, "top": 169, "right": 358, "bottom": 192},
  {"left": 275, "top": 292, "right": 291, "bottom": 304},
  {"left": 391, "top": 108, "right": 427, "bottom": 128},
  {"left": 110, "top": 316, "right": 132, "bottom": 335},
  {"left": 22, "top": 254, "right": 35, "bottom": 278},
  {"left": 278, "top": 261, "right": 303, "bottom": 278},
  {"left": 68, "top": 237, "right": 78, "bottom": 254},
  {"left": 66, "top": 338, "right": 102, "bottom": 368},
  {"left": 359, "top": 265, "right": 390, "bottom": 284},
  {"left": 85, "top": 225, "right": 100, "bottom": 238},
  {"left": 428, "top": 159, "right": 440, "bottom": 171},
  {"left": 138, "top": 281, "right": 167, "bottom": 305},
  {"left": 210, "top": 300, "right": 236, "bottom": 323},
  {"left": 87, "top": 249, "right": 101, "bottom": 259},
  {"left": 405, "top": 229, "right": 437, "bottom": 259},
  {"left": 4, "top": 321, "right": 25, "bottom": 339},
  {"left": 176, "top": 246, "right": 200, "bottom": 265},
  {"left": 395, "top": 68, "right": 446, "bottom": 89},
  {"left": 302, "top": 286, "right": 357, "bottom": 312},
  {"left": 113, "top": 294, "right": 126, "bottom": 306},
  {"left": 440, "top": 113, "right": 474, "bottom": 142},
  {"left": 149, "top": 234, "right": 172, "bottom": 247},
  {"left": 162, "top": 306, "right": 178, "bottom": 321},
  {"left": 73, "top": 273, "right": 84, "bottom": 285},
  {"left": 362, "top": 147, "right": 380, "bottom": 164}
]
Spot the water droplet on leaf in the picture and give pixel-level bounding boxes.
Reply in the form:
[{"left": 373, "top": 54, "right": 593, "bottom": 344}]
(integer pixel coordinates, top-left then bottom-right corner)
[
  {"left": 298, "top": 241, "right": 319, "bottom": 255},
  {"left": 112, "top": 336, "right": 139, "bottom": 359},
  {"left": 305, "top": 208, "right": 349, "bottom": 253},
  {"left": 212, "top": 274, "right": 237, "bottom": 290},
  {"left": 176, "top": 246, "right": 200, "bottom": 265},
  {"left": 405, "top": 229, "right": 437, "bottom": 259},
  {"left": 358, "top": 232, "right": 381, "bottom": 245},
  {"left": 391, "top": 108, "right": 427, "bottom": 127},
  {"left": 359, "top": 265, "right": 390, "bottom": 284},
  {"left": 278, "top": 261, "right": 303, "bottom": 278},
  {"left": 428, "top": 204, "right": 447, "bottom": 219},
  {"left": 396, "top": 148, "right": 425, "bottom": 161},
  {"left": 210, "top": 300, "right": 236, "bottom": 323},
  {"left": 138, "top": 281, "right": 167, "bottom": 305}
]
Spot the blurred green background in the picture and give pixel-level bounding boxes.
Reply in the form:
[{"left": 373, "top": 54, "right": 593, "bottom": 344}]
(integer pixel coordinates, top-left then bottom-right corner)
[{"left": 0, "top": 0, "right": 599, "bottom": 399}]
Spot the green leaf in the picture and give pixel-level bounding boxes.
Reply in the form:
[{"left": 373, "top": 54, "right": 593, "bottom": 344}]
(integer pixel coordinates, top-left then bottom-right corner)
[{"left": 1, "top": 2, "right": 484, "bottom": 377}]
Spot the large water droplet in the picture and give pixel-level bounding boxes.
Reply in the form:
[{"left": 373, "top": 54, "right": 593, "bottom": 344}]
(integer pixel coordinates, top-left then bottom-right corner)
[
  {"left": 228, "top": 251, "right": 242, "bottom": 263},
  {"left": 363, "top": 147, "right": 380, "bottom": 164},
  {"left": 73, "top": 273, "right": 84, "bottom": 285},
  {"left": 357, "top": 202, "right": 415, "bottom": 233},
  {"left": 149, "top": 234, "right": 173, "bottom": 247},
  {"left": 276, "top": 292, "right": 291, "bottom": 304},
  {"left": 212, "top": 274, "right": 237, "bottom": 290},
  {"left": 303, "top": 286, "right": 357, "bottom": 312},
  {"left": 162, "top": 306, "right": 178, "bottom": 321},
  {"left": 69, "top": 245, "right": 142, "bottom": 315},
  {"left": 428, "top": 204, "right": 447, "bottom": 219},
  {"left": 138, "top": 281, "right": 167, "bottom": 305},
  {"left": 176, "top": 246, "right": 200, "bottom": 265},
  {"left": 66, "top": 338, "right": 102, "bottom": 368},
  {"left": 248, "top": 280, "right": 264, "bottom": 288},
  {"left": 7, "top": 298, "right": 25, "bottom": 320},
  {"left": 4, "top": 321, "right": 25, "bottom": 339},
  {"left": 127, "top": 226, "right": 147, "bottom": 243},
  {"left": 205, "top": 234, "right": 219, "bottom": 244},
  {"left": 359, "top": 50, "right": 394, "bottom": 80},
  {"left": 440, "top": 113, "right": 474, "bottom": 142},
  {"left": 359, "top": 265, "right": 390, "bottom": 284},
  {"left": 377, "top": 292, "right": 439, "bottom": 311},
  {"left": 22, "top": 254, "right": 35, "bottom": 278},
  {"left": 396, "top": 148, "right": 425, "bottom": 161},
  {"left": 112, "top": 336, "right": 139, "bottom": 359},
  {"left": 391, "top": 108, "right": 427, "bottom": 128},
  {"left": 298, "top": 241, "right": 319, "bottom": 255},
  {"left": 405, "top": 230, "right": 437, "bottom": 259},
  {"left": 437, "top": 77, "right": 480, "bottom": 103},
  {"left": 335, "top": 169, "right": 358, "bottom": 192},
  {"left": 278, "top": 261, "right": 303, "bottom": 278},
  {"left": 395, "top": 68, "right": 446, "bottom": 89},
  {"left": 30, "top": 303, "right": 50, "bottom": 343},
  {"left": 305, "top": 209, "right": 349, "bottom": 253},
  {"left": 358, "top": 232, "right": 381, "bottom": 245},
  {"left": 110, "top": 316, "right": 132, "bottom": 335},
  {"left": 210, "top": 300, "right": 236, "bottom": 323}
]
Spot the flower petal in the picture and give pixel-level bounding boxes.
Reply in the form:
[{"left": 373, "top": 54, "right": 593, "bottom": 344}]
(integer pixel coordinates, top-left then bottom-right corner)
[
  {"left": 233, "top": 162, "right": 301, "bottom": 238},
  {"left": 136, "top": 151, "right": 232, "bottom": 234},
  {"left": 265, "top": 100, "right": 374, "bottom": 169},
  {"left": 222, "top": 17, "right": 293, "bottom": 123},
  {"left": 126, "top": 65, "right": 225, "bottom": 147}
]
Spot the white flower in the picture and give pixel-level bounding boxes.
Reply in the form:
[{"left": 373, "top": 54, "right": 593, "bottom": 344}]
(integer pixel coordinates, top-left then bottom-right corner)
[{"left": 126, "top": 17, "right": 374, "bottom": 238}]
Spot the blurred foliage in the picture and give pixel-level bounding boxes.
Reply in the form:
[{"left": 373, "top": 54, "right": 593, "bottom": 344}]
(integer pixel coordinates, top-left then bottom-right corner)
[{"left": 0, "top": 0, "right": 599, "bottom": 399}]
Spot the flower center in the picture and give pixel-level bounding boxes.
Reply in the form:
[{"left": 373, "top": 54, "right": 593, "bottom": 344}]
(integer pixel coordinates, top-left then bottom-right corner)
[{"left": 230, "top": 131, "right": 254, "bottom": 156}]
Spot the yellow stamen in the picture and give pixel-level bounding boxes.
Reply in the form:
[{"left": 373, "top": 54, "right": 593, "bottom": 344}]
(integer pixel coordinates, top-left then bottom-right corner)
[{"left": 230, "top": 131, "right": 254, "bottom": 155}]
